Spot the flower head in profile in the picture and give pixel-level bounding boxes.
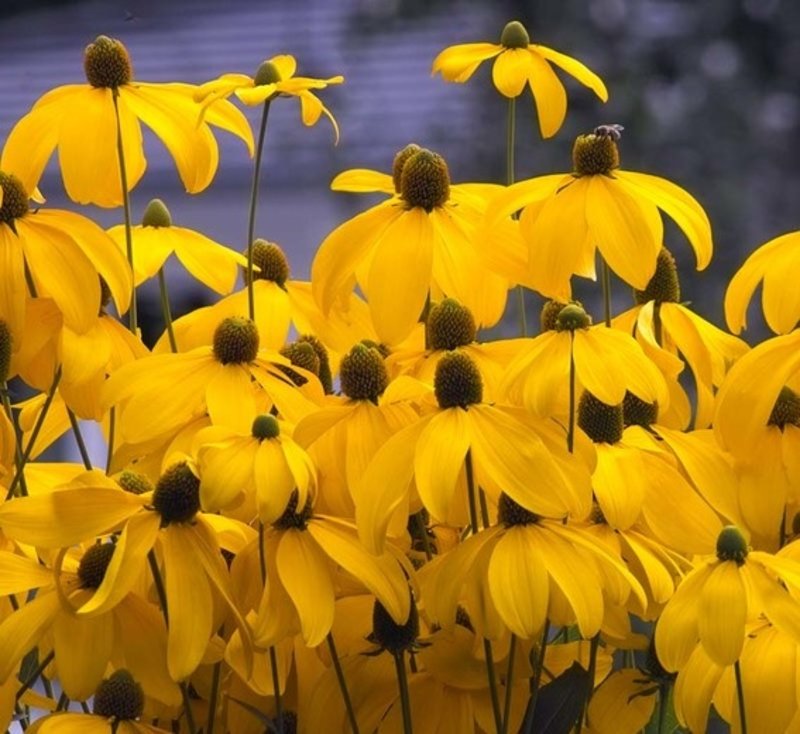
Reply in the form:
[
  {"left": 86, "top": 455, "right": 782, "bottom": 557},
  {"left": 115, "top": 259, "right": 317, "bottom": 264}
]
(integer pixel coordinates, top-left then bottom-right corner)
[
  {"left": 1, "top": 35, "right": 254, "bottom": 207},
  {"left": 484, "top": 127, "right": 713, "bottom": 301},
  {"left": 195, "top": 54, "right": 344, "bottom": 142},
  {"left": 432, "top": 20, "right": 608, "bottom": 138}
]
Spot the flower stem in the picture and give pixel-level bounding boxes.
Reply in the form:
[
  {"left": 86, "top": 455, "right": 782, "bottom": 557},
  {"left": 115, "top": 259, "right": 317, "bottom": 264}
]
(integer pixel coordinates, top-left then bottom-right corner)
[
  {"left": 327, "top": 632, "right": 360, "bottom": 734},
  {"left": 523, "top": 620, "right": 549, "bottom": 734},
  {"left": 735, "top": 659, "right": 747, "bottom": 734},
  {"left": 465, "top": 450, "right": 480, "bottom": 536},
  {"left": 66, "top": 408, "right": 92, "bottom": 470},
  {"left": 158, "top": 267, "right": 178, "bottom": 353},
  {"left": 393, "top": 651, "right": 414, "bottom": 734},
  {"left": 601, "top": 258, "right": 612, "bottom": 327},
  {"left": 1, "top": 383, "right": 29, "bottom": 498},
  {"left": 258, "top": 523, "right": 284, "bottom": 734},
  {"left": 206, "top": 661, "right": 221, "bottom": 734},
  {"left": 147, "top": 549, "right": 197, "bottom": 734},
  {"left": 5, "top": 367, "right": 62, "bottom": 500},
  {"left": 653, "top": 302, "right": 663, "bottom": 346},
  {"left": 568, "top": 333, "right": 576, "bottom": 453},
  {"left": 106, "top": 407, "right": 116, "bottom": 473},
  {"left": 576, "top": 634, "right": 600, "bottom": 734},
  {"left": 15, "top": 650, "right": 55, "bottom": 702},
  {"left": 246, "top": 100, "right": 273, "bottom": 321},
  {"left": 501, "top": 634, "right": 517, "bottom": 734},
  {"left": 112, "top": 89, "right": 137, "bottom": 335}
]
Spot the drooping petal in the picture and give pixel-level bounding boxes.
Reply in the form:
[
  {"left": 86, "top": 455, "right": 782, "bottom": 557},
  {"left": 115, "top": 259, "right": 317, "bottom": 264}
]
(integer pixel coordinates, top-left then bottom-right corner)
[
  {"left": 760, "top": 231, "right": 800, "bottom": 335},
  {"left": 173, "top": 227, "right": 245, "bottom": 295},
  {"left": 698, "top": 562, "right": 746, "bottom": 665},
  {"left": 331, "top": 168, "right": 395, "bottom": 194},
  {"left": 276, "top": 530, "right": 334, "bottom": 647},
  {"left": 0, "top": 591, "right": 61, "bottom": 682},
  {"left": 432, "top": 43, "right": 503, "bottom": 83},
  {"left": 204, "top": 364, "right": 256, "bottom": 431},
  {"left": 0, "top": 226, "right": 27, "bottom": 345},
  {"left": 533, "top": 45, "right": 609, "bottom": 101},
  {"left": 491, "top": 48, "right": 532, "bottom": 97},
  {"left": 525, "top": 49, "right": 568, "bottom": 138},
  {"left": 0, "top": 552, "right": 54, "bottom": 594}
]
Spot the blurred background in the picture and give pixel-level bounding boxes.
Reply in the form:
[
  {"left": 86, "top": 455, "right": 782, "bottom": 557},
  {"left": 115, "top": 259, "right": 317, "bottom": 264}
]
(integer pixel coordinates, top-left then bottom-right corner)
[{"left": 1, "top": 0, "right": 798, "bottom": 341}]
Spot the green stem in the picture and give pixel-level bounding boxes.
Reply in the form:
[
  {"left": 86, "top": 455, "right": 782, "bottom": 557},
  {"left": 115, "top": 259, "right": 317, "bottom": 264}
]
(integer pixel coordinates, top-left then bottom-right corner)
[
  {"left": 465, "top": 450, "right": 480, "bottom": 536},
  {"left": 56, "top": 692, "right": 70, "bottom": 711},
  {"left": 414, "top": 512, "right": 433, "bottom": 562},
  {"left": 6, "top": 367, "right": 62, "bottom": 500},
  {"left": 501, "top": 634, "right": 517, "bottom": 734},
  {"left": 258, "top": 523, "right": 284, "bottom": 734},
  {"left": 479, "top": 489, "right": 491, "bottom": 530},
  {"left": 524, "top": 620, "right": 549, "bottom": 734},
  {"left": 576, "top": 635, "right": 600, "bottom": 734},
  {"left": 206, "top": 661, "right": 221, "bottom": 734},
  {"left": 567, "top": 333, "right": 576, "bottom": 454},
  {"left": 601, "top": 258, "right": 612, "bottom": 327},
  {"left": 158, "top": 268, "right": 178, "bottom": 353},
  {"left": 246, "top": 100, "right": 273, "bottom": 321},
  {"left": 656, "top": 683, "right": 668, "bottom": 734},
  {"left": 2, "top": 383, "right": 29, "bottom": 498},
  {"left": 147, "top": 550, "right": 197, "bottom": 734},
  {"left": 393, "top": 651, "right": 413, "bottom": 734},
  {"left": 15, "top": 650, "right": 55, "bottom": 701},
  {"left": 112, "top": 89, "right": 137, "bottom": 335},
  {"left": 653, "top": 302, "right": 662, "bottom": 346},
  {"left": 105, "top": 407, "right": 116, "bottom": 474},
  {"left": 66, "top": 408, "right": 92, "bottom": 470},
  {"left": 735, "top": 659, "right": 747, "bottom": 734},
  {"left": 327, "top": 633, "right": 360, "bottom": 734}
]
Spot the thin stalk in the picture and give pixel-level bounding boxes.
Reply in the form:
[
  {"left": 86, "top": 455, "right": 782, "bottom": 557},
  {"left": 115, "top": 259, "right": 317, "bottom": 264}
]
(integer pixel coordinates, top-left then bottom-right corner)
[
  {"left": 105, "top": 407, "right": 116, "bottom": 474},
  {"left": 206, "top": 661, "right": 221, "bottom": 734},
  {"left": 15, "top": 650, "right": 55, "bottom": 701},
  {"left": 414, "top": 512, "right": 433, "bottom": 562},
  {"left": 567, "top": 334, "right": 576, "bottom": 454},
  {"left": 465, "top": 451, "right": 502, "bottom": 733},
  {"left": 656, "top": 683, "right": 668, "bottom": 734},
  {"left": 393, "top": 651, "right": 413, "bottom": 734},
  {"left": 6, "top": 367, "right": 62, "bottom": 500},
  {"left": 246, "top": 100, "right": 273, "bottom": 321},
  {"left": 2, "top": 383, "right": 29, "bottom": 498},
  {"left": 479, "top": 489, "right": 491, "bottom": 530},
  {"left": 524, "top": 621, "right": 549, "bottom": 734},
  {"left": 66, "top": 409, "right": 92, "bottom": 470},
  {"left": 327, "top": 633, "right": 360, "bottom": 734},
  {"left": 653, "top": 302, "right": 663, "bottom": 346},
  {"left": 734, "top": 659, "right": 747, "bottom": 734},
  {"left": 56, "top": 692, "right": 70, "bottom": 711},
  {"left": 600, "top": 259, "right": 612, "bottom": 327},
  {"left": 258, "top": 524, "right": 284, "bottom": 734},
  {"left": 506, "top": 96, "right": 528, "bottom": 337},
  {"left": 147, "top": 550, "right": 197, "bottom": 734},
  {"left": 112, "top": 89, "right": 137, "bottom": 335},
  {"left": 501, "top": 634, "right": 517, "bottom": 734},
  {"left": 158, "top": 268, "right": 177, "bottom": 353}
]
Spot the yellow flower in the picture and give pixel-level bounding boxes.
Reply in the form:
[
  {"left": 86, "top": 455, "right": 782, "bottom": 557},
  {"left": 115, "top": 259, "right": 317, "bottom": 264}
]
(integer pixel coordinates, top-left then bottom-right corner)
[
  {"left": 432, "top": 20, "right": 608, "bottom": 138},
  {"left": 725, "top": 229, "right": 800, "bottom": 335},
  {"left": 102, "top": 316, "right": 320, "bottom": 444},
  {"left": 501, "top": 303, "right": 668, "bottom": 418},
  {"left": 614, "top": 247, "right": 748, "bottom": 429},
  {"left": 655, "top": 525, "right": 800, "bottom": 671},
  {"left": 1, "top": 36, "right": 254, "bottom": 207},
  {"left": 107, "top": 199, "right": 247, "bottom": 295},
  {"left": 357, "top": 352, "right": 595, "bottom": 554},
  {"left": 196, "top": 412, "right": 316, "bottom": 524},
  {"left": 312, "top": 144, "right": 516, "bottom": 344},
  {"left": 195, "top": 54, "right": 343, "bottom": 142},
  {"left": 0, "top": 171, "right": 131, "bottom": 346},
  {"left": 484, "top": 129, "right": 713, "bottom": 301}
]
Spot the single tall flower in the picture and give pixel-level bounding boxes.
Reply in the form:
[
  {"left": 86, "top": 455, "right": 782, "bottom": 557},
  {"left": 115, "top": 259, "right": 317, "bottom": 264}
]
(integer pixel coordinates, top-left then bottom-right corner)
[
  {"left": 432, "top": 20, "right": 608, "bottom": 138},
  {"left": 1, "top": 35, "right": 254, "bottom": 207},
  {"left": 484, "top": 127, "right": 713, "bottom": 301},
  {"left": 195, "top": 54, "right": 344, "bottom": 142}
]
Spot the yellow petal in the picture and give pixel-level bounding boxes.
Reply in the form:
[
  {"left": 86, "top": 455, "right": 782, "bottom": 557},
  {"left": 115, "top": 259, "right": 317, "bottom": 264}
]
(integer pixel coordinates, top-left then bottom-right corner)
[
  {"left": 0, "top": 590, "right": 61, "bottom": 682},
  {"left": 199, "top": 438, "right": 256, "bottom": 512},
  {"left": 761, "top": 231, "right": 800, "bottom": 335},
  {"left": 367, "top": 208, "right": 434, "bottom": 344},
  {"left": 297, "top": 91, "right": 340, "bottom": 143},
  {"left": 533, "top": 45, "right": 609, "bottom": 101},
  {"left": 432, "top": 43, "right": 502, "bottom": 83},
  {"left": 0, "top": 226, "right": 27, "bottom": 346},
  {"left": 173, "top": 226, "right": 244, "bottom": 295},
  {"left": 276, "top": 529, "right": 334, "bottom": 647},
  {"left": 0, "top": 552, "right": 54, "bottom": 594},
  {"left": 698, "top": 562, "right": 746, "bottom": 665},
  {"left": 592, "top": 444, "right": 647, "bottom": 529},
  {"left": 254, "top": 440, "right": 298, "bottom": 523},
  {"left": 205, "top": 364, "right": 256, "bottom": 431},
  {"left": 491, "top": 48, "right": 532, "bottom": 97},
  {"left": 525, "top": 50, "right": 568, "bottom": 138},
  {"left": 199, "top": 90, "right": 255, "bottom": 157},
  {"left": 488, "top": 527, "right": 548, "bottom": 638},
  {"left": 160, "top": 525, "right": 214, "bottom": 680},
  {"left": 587, "top": 669, "right": 656, "bottom": 734},
  {"left": 331, "top": 168, "right": 395, "bottom": 194}
]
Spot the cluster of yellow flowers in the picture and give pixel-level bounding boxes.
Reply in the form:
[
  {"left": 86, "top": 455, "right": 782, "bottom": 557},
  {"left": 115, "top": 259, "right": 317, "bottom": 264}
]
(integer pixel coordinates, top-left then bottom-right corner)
[{"left": 0, "top": 21, "right": 798, "bottom": 734}]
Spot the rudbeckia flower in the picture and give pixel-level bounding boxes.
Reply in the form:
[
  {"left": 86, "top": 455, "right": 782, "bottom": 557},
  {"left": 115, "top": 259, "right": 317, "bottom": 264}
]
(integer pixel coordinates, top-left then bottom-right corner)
[
  {"left": 251, "top": 492, "right": 412, "bottom": 649},
  {"left": 0, "top": 543, "right": 178, "bottom": 705},
  {"left": 715, "top": 331, "right": 800, "bottom": 546},
  {"left": 28, "top": 669, "right": 173, "bottom": 733},
  {"left": 103, "top": 315, "right": 320, "bottom": 444},
  {"left": 195, "top": 54, "right": 344, "bottom": 142},
  {"left": 0, "top": 464, "right": 253, "bottom": 682},
  {"left": 725, "top": 229, "right": 800, "bottom": 335},
  {"left": 108, "top": 199, "right": 248, "bottom": 295},
  {"left": 501, "top": 303, "right": 668, "bottom": 418},
  {"left": 655, "top": 525, "right": 800, "bottom": 671},
  {"left": 423, "top": 492, "right": 646, "bottom": 640},
  {"left": 357, "top": 351, "right": 595, "bottom": 553},
  {"left": 432, "top": 20, "right": 608, "bottom": 138},
  {"left": 0, "top": 170, "right": 131, "bottom": 346},
  {"left": 1, "top": 35, "right": 254, "bottom": 207},
  {"left": 484, "top": 128, "right": 713, "bottom": 301},
  {"left": 312, "top": 144, "right": 516, "bottom": 344},
  {"left": 614, "top": 248, "right": 747, "bottom": 428}
]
